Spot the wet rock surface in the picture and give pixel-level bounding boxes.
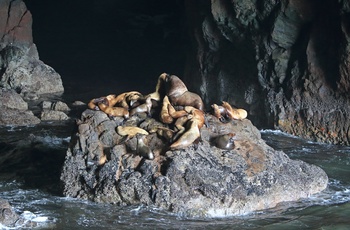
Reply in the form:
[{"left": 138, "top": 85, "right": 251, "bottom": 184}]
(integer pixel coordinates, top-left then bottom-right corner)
[
  {"left": 61, "top": 108, "right": 328, "bottom": 217},
  {"left": 0, "top": 198, "right": 19, "bottom": 226}
]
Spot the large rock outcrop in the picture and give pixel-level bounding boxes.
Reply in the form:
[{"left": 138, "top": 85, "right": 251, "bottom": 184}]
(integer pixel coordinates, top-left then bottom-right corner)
[
  {"left": 0, "top": 0, "right": 64, "bottom": 126},
  {"left": 60, "top": 108, "right": 328, "bottom": 217},
  {"left": 183, "top": 0, "right": 350, "bottom": 145}
]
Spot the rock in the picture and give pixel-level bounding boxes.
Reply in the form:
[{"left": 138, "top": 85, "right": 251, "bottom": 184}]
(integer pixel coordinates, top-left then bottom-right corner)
[
  {"left": 40, "top": 110, "right": 69, "bottom": 121},
  {"left": 0, "top": 198, "right": 19, "bottom": 226},
  {"left": 0, "top": 108, "right": 40, "bottom": 125},
  {"left": 60, "top": 109, "right": 328, "bottom": 217},
  {"left": 41, "top": 101, "right": 70, "bottom": 111},
  {"left": 184, "top": 1, "right": 350, "bottom": 145},
  {"left": 0, "top": 45, "right": 64, "bottom": 95},
  {"left": 0, "top": 0, "right": 65, "bottom": 126},
  {"left": 72, "top": 101, "right": 86, "bottom": 106},
  {"left": 0, "top": 88, "right": 28, "bottom": 110}
]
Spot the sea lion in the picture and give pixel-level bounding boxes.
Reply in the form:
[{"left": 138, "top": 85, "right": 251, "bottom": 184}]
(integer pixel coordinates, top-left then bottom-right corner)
[
  {"left": 222, "top": 101, "right": 248, "bottom": 120},
  {"left": 160, "top": 95, "right": 174, "bottom": 124},
  {"left": 108, "top": 91, "right": 143, "bottom": 109},
  {"left": 98, "top": 98, "right": 129, "bottom": 119},
  {"left": 88, "top": 97, "right": 106, "bottom": 110},
  {"left": 214, "top": 133, "right": 236, "bottom": 150},
  {"left": 156, "top": 127, "right": 175, "bottom": 142},
  {"left": 170, "top": 107, "right": 205, "bottom": 149},
  {"left": 168, "top": 103, "right": 188, "bottom": 119},
  {"left": 116, "top": 126, "right": 149, "bottom": 139},
  {"left": 164, "top": 74, "right": 204, "bottom": 111},
  {"left": 136, "top": 133, "right": 154, "bottom": 160},
  {"left": 170, "top": 117, "right": 200, "bottom": 150},
  {"left": 146, "top": 73, "right": 167, "bottom": 102},
  {"left": 183, "top": 106, "right": 205, "bottom": 129},
  {"left": 211, "top": 103, "right": 228, "bottom": 122},
  {"left": 129, "top": 96, "right": 153, "bottom": 116}
]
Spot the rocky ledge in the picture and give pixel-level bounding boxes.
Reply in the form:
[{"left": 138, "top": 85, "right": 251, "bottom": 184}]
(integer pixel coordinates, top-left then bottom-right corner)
[{"left": 60, "top": 108, "right": 328, "bottom": 217}]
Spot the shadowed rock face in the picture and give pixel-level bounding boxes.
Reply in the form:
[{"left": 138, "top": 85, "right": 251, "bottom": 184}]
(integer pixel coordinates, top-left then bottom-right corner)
[
  {"left": 60, "top": 109, "right": 328, "bottom": 217},
  {"left": 0, "top": 0, "right": 64, "bottom": 126},
  {"left": 183, "top": 0, "right": 350, "bottom": 145}
]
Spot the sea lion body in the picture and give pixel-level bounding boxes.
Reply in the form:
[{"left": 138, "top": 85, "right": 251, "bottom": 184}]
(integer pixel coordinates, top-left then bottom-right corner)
[
  {"left": 130, "top": 96, "right": 152, "bottom": 116},
  {"left": 211, "top": 104, "right": 229, "bottom": 122},
  {"left": 146, "top": 73, "right": 167, "bottom": 102},
  {"left": 98, "top": 100, "right": 129, "bottom": 119},
  {"left": 170, "top": 107, "right": 205, "bottom": 149},
  {"left": 160, "top": 96, "right": 174, "bottom": 124},
  {"left": 170, "top": 119, "right": 200, "bottom": 150},
  {"left": 116, "top": 126, "right": 149, "bottom": 138},
  {"left": 222, "top": 101, "right": 247, "bottom": 120},
  {"left": 136, "top": 134, "right": 154, "bottom": 160},
  {"left": 88, "top": 97, "right": 106, "bottom": 110},
  {"left": 110, "top": 91, "right": 142, "bottom": 109},
  {"left": 165, "top": 75, "right": 204, "bottom": 111},
  {"left": 215, "top": 133, "right": 236, "bottom": 150}
]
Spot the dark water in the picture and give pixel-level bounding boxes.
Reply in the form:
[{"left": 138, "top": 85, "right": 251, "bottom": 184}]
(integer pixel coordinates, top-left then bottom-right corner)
[{"left": 1, "top": 124, "right": 350, "bottom": 229}]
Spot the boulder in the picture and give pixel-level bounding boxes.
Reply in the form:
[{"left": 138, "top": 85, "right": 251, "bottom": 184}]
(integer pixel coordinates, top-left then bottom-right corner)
[
  {"left": 0, "top": 198, "right": 19, "bottom": 226},
  {"left": 60, "top": 109, "right": 328, "bottom": 217},
  {"left": 40, "top": 110, "right": 69, "bottom": 121},
  {"left": 0, "top": 0, "right": 65, "bottom": 126}
]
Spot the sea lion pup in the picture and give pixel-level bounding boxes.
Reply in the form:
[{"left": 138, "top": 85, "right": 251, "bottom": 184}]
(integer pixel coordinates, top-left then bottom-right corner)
[
  {"left": 136, "top": 133, "right": 154, "bottom": 160},
  {"left": 88, "top": 97, "right": 106, "bottom": 110},
  {"left": 164, "top": 74, "right": 205, "bottom": 111},
  {"left": 170, "top": 107, "right": 205, "bottom": 150},
  {"left": 214, "top": 133, "right": 236, "bottom": 150},
  {"left": 222, "top": 101, "right": 248, "bottom": 120},
  {"left": 97, "top": 98, "right": 129, "bottom": 119},
  {"left": 129, "top": 96, "right": 153, "bottom": 116}
]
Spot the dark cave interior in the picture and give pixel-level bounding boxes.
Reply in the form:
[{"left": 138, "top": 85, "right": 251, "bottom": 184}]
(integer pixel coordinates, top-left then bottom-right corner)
[{"left": 23, "top": 0, "right": 188, "bottom": 100}]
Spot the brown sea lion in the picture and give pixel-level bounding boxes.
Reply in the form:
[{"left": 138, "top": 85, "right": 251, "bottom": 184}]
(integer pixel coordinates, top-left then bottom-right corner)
[
  {"left": 146, "top": 73, "right": 167, "bottom": 102},
  {"left": 170, "top": 117, "right": 200, "bottom": 150},
  {"left": 164, "top": 74, "right": 204, "bottom": 111},
  {"left": 170, "top": 107, "right": 205, "bottom": 149},
  {"left": 129, "top": 96, "right": 153, "bottom": 116},
  {"left": 160, "top": 95, "right": 174, "bottom": 124},
  {"left": 116, "top": 126, "right": 149, "bottom": 139},
  {"left": 214, "top": 133, "right": 236, "bottom": 150},
  {"left": 211, "top": 103, "right": 228, "bottom": 122},
  {"left": 168, "top": 103, "right": 188, "bottom": 119},
  {"left": 98, "top": 99, "right": 129, "bottom": 119},
  {"left": 222, "top": 101, "right": 248, "bottom": 120},
  {"left": 88, "top": 97, "right": 106, "bottom": 110},
  {"left": 108, "top": 91, "right": 142, "bottom": 109}
]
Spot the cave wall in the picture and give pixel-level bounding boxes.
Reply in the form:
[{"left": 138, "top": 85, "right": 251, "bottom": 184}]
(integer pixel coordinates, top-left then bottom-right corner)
[{"left": 183, "top": 0, "right": 350, "bottom": 145}]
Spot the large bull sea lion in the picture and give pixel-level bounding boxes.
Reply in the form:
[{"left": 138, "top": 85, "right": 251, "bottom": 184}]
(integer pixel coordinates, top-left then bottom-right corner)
[{"left": 164, "top": 74, "right": 204, "bottom": 111}]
